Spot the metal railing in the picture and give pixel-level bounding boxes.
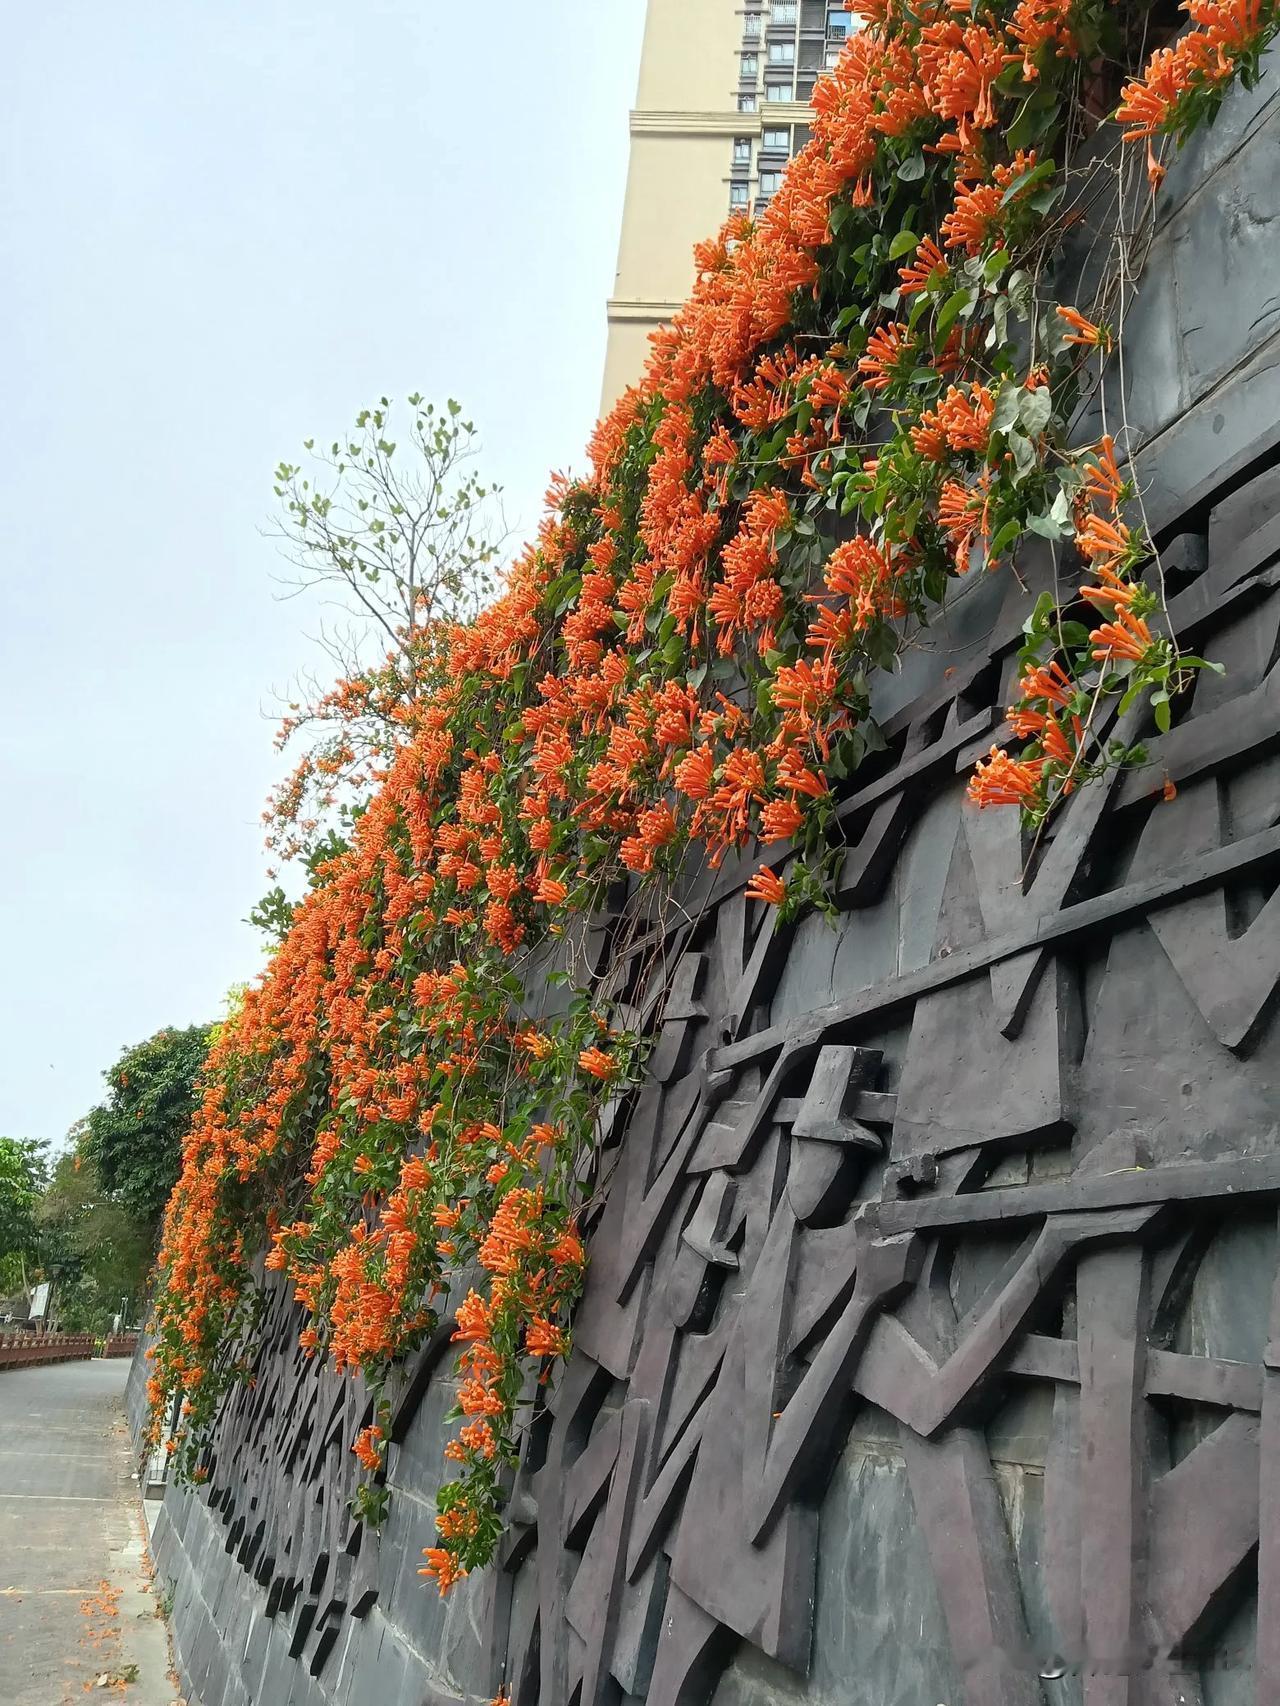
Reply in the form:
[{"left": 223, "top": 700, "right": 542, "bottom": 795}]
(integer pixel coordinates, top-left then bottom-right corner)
[{"left": 0, "top": 1332, "right": 95, "bottom": 1369}]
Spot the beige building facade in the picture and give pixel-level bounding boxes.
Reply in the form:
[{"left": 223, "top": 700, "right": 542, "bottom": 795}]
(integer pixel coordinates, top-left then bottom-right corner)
[{"left": 602, "top": 0, "right": 853, "bottom": 410}]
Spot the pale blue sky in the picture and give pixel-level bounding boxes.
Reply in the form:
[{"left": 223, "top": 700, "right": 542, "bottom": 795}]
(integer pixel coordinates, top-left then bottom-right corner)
[{"left": 0, "top": 2, "right": 646, "bottom": 1145}]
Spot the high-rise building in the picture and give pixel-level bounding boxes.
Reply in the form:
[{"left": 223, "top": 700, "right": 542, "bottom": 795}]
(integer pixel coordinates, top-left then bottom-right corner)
[{"left": 601, "top": 0, "right": 856, "bottom": 410}]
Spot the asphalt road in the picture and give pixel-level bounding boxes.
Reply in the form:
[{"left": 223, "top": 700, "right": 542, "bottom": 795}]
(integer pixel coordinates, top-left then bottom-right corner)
[{"left": 0, "top": 1358, "right": 175, "bottom": 1705}]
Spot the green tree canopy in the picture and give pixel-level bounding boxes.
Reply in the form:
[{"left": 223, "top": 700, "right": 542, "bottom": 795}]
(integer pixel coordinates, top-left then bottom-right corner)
[
  {"left": 83, "top": 1024, "right": 212, "bottom": 1240},
  {"left": 37, "top": 1141, "right": 151, "bottom": 1333},
  {"left": 0, "top": 1137, "right": 47, "bottom": 1294}
]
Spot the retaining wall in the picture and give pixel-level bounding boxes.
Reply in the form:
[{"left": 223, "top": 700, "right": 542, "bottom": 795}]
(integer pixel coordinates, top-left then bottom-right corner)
[{"left": 136, "top": 52, "right": 1280, "bottom": 1706}]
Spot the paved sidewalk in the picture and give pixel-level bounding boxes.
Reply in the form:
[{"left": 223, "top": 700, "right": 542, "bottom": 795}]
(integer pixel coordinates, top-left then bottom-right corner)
[{"left": 0, "top": 1358, "right": 178, "bottom": 1705}]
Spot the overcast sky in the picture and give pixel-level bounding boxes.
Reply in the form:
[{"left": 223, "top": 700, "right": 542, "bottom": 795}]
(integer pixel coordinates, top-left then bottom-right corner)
[{"left": 0, "top": 2, "right": 646, "bottom": 1147}]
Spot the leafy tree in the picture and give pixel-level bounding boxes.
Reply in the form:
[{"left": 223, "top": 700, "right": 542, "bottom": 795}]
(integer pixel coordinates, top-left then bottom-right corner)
[
  {"left": 256, "top": 396, "right": 506, "bottom": 922},
  {"left": 83, "top": 1024, "right": 212, "bottom": 1240},
  {"left": 0, "top": 1137, "right": 47, "bottom": 1294},
  {"left": 37, "top": 1144, "right": 151, "bottom": 1333}
]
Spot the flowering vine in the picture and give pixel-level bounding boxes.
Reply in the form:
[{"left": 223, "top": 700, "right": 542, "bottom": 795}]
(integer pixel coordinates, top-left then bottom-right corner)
[{"left": 149, "top": 0, "right": 1278, "bottom": 1600}]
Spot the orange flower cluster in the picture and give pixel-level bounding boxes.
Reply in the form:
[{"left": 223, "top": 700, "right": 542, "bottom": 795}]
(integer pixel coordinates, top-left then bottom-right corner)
[
  {"left": 150, "top": 0, "right": 1246, "bottom": 1593},
  {"left": 971, "top": 421, "right": 1183, "bottom": 821},
  {"left": 1118, "top": 0, "right": 1279, "bottom": 188}
]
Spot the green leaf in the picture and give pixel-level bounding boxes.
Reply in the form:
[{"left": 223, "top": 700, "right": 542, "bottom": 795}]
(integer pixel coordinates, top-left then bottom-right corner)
[
  {"left": 1000, "top": 156, "right": 1055, "bottom": 206},
  {"left": 1024, "top": 590, "right": 1056, "bottom": 636},
  {"left": 991, "top": 519, "right": 1022, "bottom": 558},
  {"left": 888, "top": 228, "right": 919, "bottom": 261},
  {"left": 1007, "top": 428, "right": 1036, "bottom": 477},
  {"left": 1117, "top": 680, "right": 1145, "bottom": 716},
  {"left": 992, "top": 384, "right": 1021, "bottom": 434},
  {"left": 1018, "top": 386, "right": 1052, "bottom": 437},
  {"left": 897, "top": 153, "right": 926, "bottom": 182},
  {"left": 934, "top": 287, "right": 975, "bottom": 346},
  {"left": 1029, "top": 183, "right": 1067, "bottom": 214},
  {"left": 1007, "top": 88, "right": 1060, "bottom": 155},
  {"left": 987, "top": 294, "right": 1011, "bottom": 351},
  {"left": 907, "top": 289, "right": 934, "bottom": 333},
  {"left": 1006, "top": 269, "right": 1033, "bottom": 318}
]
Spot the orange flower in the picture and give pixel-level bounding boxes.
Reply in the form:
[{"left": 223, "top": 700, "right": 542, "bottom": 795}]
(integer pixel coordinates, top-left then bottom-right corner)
[
  {"left": 1083, "top": 435, "right": 1125, "bottom": 508},
  {"left": 578, "top": 1046, "right": 617, "bottom": 1082},
  {"left": 968, "top": 745, "right": 1045, "bottom": 809},
  {"left": 746, "top": 866, "right": 788, "bottom": 906},
  {"left": 1040, "top": 716, "right": 1076, "bottom": 768},
  {"left": 1009, "top": 0, "right": 1074, "bottom": 75},
  {"left": 352, "top": 1425, "right": 384, "bottom": 1471},
  {"left": 760, "top": 798, "right": 805, "bottom": 843},
  {"left": 1076, "top": 513, "right": 1135, "bottom": 575},
  {"left": 1057, "top": 305, "right": 1112, "bottom": 351},
  {"left": 898, "top": 236, "right": 949, "bottom": 295},
  {"left": 1018, "top": 660, "right": 1074, "bottom": 708},
  {"left": 775, "top": 751, "right": 829, "bottom": 798},
  {"left": 1090, "top": 607, "right": 1154, "bottom": 664},
  {"left": 458, "top": 1376, "right": 505, "bottom": 1417},
  {"left": 937, "top": 476, "right": 988, "bottom": 570},
  {"left": 418, "top": 1548, "right": 468, "bottom": 1594},
  {"left": 857, "top": 322, "right": 913, "bottom": 392},
  {"left": 1079, "top": 566, "right": 1138, "bottom": 613},
  {"left": 674, "top": 745, "right": 716, "bottom": 800},
  {"left": 912, "top": 384, "right": 996, "bottom": 460},
  {"left": 550, "top": 1228, "right": 584, "bottom": 1268},
  {"left": 941, "top": 181, "right": 1002, "bottom": 254},
  {"left": 459, "top": 1420, "right": 498, "bottom": 1459},
  {"left": 452, "top": 1290, "right": 492, "bottom": 1343},
  {"left": 525, "top": 1317, "right": 566, "bottom": 1358},
  {"left": 514, "top": 1027, "right": 553, "bottom": 1061}
]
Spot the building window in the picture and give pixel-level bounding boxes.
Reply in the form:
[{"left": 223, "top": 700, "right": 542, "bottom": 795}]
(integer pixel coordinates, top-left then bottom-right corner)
[
  {"left": 734, "top": 137, "right": 753, "bottom": 165},
  {"left": 738, "top": 92, "right": 758, "bottom": 111},
  {"left": 827, "top": 7, "right": 854, "bottom": 35},
  {"left": 769, "top": 40, "right": 796, "bottom": 62},
  {"left": 743, "top": 11, "right": 762, "bottom": 37},
  {"left": 762, "top": 126, "right": 790, "bottom": 151},
  {"left": 772, "top": 1, "right": 799, "bottom": 22},
  {"left": 796, "top": 74, "right": 817, "bottom": 99},
  {"left": 760, "top": 170, "right": 783, "bottom": 195},
  {"left": 793, "top": 123, "right": 813, "bottom": 148},
  {"left": 730, "top": 182, "right": 750, "bottom": 207},
  {"left": 766, "top": 80, "right": 793, "bottom": 100},
  {"left": 740, "top": 52, "right": 759, "bottom": 77}
]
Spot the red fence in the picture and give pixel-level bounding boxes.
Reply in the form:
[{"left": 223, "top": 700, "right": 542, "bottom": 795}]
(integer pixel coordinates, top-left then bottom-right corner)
[
  {"left": 0, "top": 1332, "right": 95, "bottom": 1369},
  {"left": 102, "top": 1334, "right": 139, "bottom": 1358}
]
